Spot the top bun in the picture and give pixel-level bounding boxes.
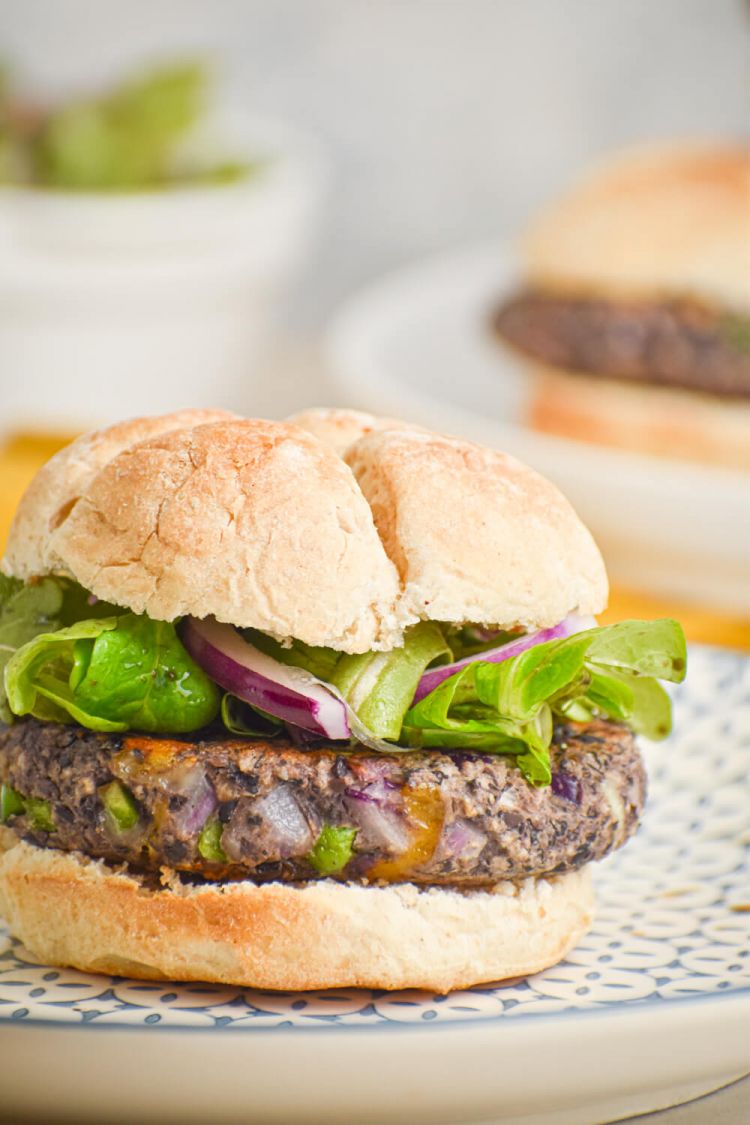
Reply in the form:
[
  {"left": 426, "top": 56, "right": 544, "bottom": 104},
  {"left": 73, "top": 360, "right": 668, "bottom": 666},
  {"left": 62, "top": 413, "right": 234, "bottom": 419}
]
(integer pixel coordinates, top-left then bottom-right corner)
[
  {"left": 3, "top": 410, "right": 607, "bottom": 649},
  {"left": 287, "top": 407, "right": 413, "bottom": 454},
  {"left": 345, "top": 429, "right": 607, "bottom": 628},
  {"left": 3, "top": 409, "right": 238, "bottom": 582},
  {"left": 524, "top": 142, "right": 750, "bottom": 311}
]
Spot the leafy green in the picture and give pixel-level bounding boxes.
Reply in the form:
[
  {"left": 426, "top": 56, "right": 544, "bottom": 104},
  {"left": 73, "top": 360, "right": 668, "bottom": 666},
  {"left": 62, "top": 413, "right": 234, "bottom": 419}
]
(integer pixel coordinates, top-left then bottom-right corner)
[
  {"left": 0, "top": 575, "right": 122, "bottom": 723},
  {"left": 0, "top": 574, "right": 65, "bottom": 722},
  {"left": 243, "top": 622, "right": 450, "bottom": 741},
  {"left": 402, "top": 620, "right": 686, "bottom": 786},
  {"left": 307, "top": 825, "right": 357, "bottom": 875},
  {"left": 0, "top": 61, "right": 252, "bottom": 191},
  {"left": 220, "top": 693, "right": 283, "bottom": 738},
  {"left": 5, "top": 613, "right": 220, "bottom": 733},
  {"left": 330, "top": 623, "right": 451, "bottom": 739},
  {"left": 56, "top": 582, "right": 121, "bottom": 627},
  {"left": 35, "top": 63, "right": 205, "bottom": 190},
  {"left": 440, "top": 623, "right": 521, "bottom": 661}
]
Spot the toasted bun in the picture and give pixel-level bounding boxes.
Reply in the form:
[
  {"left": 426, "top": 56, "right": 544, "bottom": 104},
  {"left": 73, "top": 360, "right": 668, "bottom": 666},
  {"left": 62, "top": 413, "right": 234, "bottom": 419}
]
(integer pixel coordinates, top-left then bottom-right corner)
[
  {"left": 525, "top": 142, "right": 750, "bottom": 311},
  {"left": 529, "top": 364, "right": 750, "bottom": 472},
  {"left": 0, "top": 831, "right": 593, "bottom": 991},
  {"left": 3, "top": 409, "right": 608, "bottom": 640},
  {"left": 345, "top": 429, "right": 607, "bottom": 627},
  {"left": 3, "top": 409, "right": 238, "bottom": 582},
  {"left": 287, "top": 407, "right": 413, "bottom": 454}
]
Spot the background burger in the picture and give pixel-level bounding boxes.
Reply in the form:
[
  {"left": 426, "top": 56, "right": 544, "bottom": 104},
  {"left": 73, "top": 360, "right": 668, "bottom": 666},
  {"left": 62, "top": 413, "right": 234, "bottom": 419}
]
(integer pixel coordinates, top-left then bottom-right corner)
[
  {"left": 493, "top": 142, "right": 750, "bottom": 472},
  {"left": 0, "top": 407, "right": 685, "bottom": 991}
]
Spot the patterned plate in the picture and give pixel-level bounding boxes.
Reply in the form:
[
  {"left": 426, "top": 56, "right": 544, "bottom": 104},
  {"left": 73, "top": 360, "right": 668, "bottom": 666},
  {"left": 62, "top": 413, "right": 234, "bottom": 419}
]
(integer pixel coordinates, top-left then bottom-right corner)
[{"left": 1, "top": 645, "right": 749, "bottom": 1124}]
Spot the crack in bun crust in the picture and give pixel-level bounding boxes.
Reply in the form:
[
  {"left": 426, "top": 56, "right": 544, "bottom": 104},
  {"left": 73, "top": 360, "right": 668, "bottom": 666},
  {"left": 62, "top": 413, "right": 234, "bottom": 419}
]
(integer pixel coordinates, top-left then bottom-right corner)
[{"left": 3, "top": 409, "right": 240, "bottom": 582}]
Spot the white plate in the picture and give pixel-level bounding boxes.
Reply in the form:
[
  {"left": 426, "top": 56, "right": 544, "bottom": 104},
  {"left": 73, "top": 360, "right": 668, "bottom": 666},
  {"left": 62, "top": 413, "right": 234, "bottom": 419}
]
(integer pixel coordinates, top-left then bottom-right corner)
[
  {"left": 1, "top": 646, "right": 749, "bottom": 1124},
  {"left": 325, "top": 245, "right": 750, "bottom": 614}
]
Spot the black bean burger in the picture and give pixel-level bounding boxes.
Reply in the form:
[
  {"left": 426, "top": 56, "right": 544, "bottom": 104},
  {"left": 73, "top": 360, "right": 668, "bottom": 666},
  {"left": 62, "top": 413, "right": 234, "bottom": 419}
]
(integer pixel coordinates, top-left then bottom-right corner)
[
  {"left": 0, "top": 407, "right": 685, "bottom": 990},
  {"left": 493, "top": 143, "right": 750, "bottom": 471}
]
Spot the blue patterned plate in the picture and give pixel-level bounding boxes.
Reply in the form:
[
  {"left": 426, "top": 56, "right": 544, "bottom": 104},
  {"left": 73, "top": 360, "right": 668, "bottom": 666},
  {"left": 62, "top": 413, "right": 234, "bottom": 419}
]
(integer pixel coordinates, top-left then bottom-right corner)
[{"left": 1, "top": 645, "right": 749, "bottom": 1124}]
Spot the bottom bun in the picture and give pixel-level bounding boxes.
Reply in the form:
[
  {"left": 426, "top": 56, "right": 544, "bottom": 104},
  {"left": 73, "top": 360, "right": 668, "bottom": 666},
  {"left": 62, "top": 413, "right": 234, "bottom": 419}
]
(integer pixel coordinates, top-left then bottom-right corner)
[
  {"left": 528, "top": 363, "right": 750, "bottom": 472},
  {"left": 0, "top": 831, "right": 593, "bottom": 992}
]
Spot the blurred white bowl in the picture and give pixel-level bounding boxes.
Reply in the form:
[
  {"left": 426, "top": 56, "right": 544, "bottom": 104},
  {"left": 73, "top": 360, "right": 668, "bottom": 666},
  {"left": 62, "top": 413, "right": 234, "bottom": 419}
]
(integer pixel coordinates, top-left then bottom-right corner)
[{"left": 0, "top": 119, "right": 325, "bottom": 433}]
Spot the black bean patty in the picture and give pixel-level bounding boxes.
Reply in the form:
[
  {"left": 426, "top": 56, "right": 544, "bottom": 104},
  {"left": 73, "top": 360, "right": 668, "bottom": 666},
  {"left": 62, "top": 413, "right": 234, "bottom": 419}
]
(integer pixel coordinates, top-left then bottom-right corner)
[
  {"left": 493, "top": 289, "right": 750, "bottom": 398},
  {"left": 0, "top": 718, "right": 646, "bottom": 888}
]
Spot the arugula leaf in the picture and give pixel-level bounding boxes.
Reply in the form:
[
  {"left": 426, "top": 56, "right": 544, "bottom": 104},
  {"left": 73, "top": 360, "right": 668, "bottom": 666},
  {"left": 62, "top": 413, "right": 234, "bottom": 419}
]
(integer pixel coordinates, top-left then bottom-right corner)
[
  {"left": 402, "top": 620, "right": 685, "bottom": 786},
  {"left": 307, "top": 825, "right": 357, "bottom": 875},
  {"left": 5, "top": 613, "right": 220, "bottom": 733}
]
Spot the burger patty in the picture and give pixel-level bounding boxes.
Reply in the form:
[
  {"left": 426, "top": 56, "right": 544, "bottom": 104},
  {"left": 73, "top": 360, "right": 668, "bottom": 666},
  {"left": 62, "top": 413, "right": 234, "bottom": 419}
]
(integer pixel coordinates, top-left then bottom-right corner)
[
  {"left": 0, "top": 718, "right": 646, "bottom": 887},
  {"left": 493, "top": 289, "right": 750, "bottom": 398}
]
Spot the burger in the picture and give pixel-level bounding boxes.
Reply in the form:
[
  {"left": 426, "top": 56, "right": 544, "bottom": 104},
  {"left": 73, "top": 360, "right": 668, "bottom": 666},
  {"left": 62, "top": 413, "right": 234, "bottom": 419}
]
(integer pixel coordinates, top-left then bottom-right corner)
[
  {"left": 493, "top": 142, "right": 750, "bottom": 471},
  {"left": 0, "top": 407, "right": 685, "bottom": 991}
]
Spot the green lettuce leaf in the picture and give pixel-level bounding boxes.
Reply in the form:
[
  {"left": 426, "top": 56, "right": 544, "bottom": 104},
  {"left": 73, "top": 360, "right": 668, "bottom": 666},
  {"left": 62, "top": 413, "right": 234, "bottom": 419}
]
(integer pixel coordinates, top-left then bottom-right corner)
[
  {"left": 402, "top": 619, "right": 686, "bottom": 786},
  {"left": 220, "top": 693, "right": 283, "bottom": 738},
  {"left": 330, "top": 622, "right": 451, "bottom": 739},
  {"left": 5, "top": 613, "right": 220, "bottom": 733},
  {"left": 0, "top": 575, "right": 123, "bottom": 723},
  {"left": 0, "top": 574, "right": 65, "bottom": 723},
  {"left": 244, "top": 621, "right": 451, "bottom": 741}
]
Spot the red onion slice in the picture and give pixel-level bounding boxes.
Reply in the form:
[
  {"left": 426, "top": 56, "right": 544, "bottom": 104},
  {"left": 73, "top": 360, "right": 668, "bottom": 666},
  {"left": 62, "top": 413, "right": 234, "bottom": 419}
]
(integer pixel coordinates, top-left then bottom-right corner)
[
  {"left": 170, "top": 766, "right": 218, "bottom": 837},
  {"left": 183, "top": 617, "right": 351, "bottom": 741},
  {"left": 412, "top": 613, "right": 597, "bottom": 704}
]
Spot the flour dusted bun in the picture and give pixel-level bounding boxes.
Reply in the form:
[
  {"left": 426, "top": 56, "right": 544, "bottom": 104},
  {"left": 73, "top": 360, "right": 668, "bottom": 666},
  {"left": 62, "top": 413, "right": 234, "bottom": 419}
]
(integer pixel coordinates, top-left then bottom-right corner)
[
  {"left": 0, "top": 831, "right": 593, "bottom": 992},
  {"left": 525, "top": 142, "right": 750, "bottom": 310},
  {"left": 3, "top": 408, "right": 237, "bottom": 581},
  {"left": 529, "top": 364, "right": 750, "bottom": 472},
  {"left": 288, "top": 407, "right": 413, "bottom": 454},
  {"left": 3, "top": 408, "right": 608, "bottom": 642},
  {"left": 345, "top": 429, "right": 607, "bottom": 629},
  {"left": 5, "top": 418, "right": 405, "bottom": 652}
]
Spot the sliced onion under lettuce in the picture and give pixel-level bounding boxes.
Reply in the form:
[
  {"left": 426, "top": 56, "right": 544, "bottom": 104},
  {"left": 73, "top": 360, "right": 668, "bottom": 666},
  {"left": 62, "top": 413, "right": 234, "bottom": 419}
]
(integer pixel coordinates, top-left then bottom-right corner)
[
  {"left": 182, "top": 617, "right": 352, "bottom": 741},
  {"left": 182, "top": 615, "right": 686, "bottom": 789},
  {"left": 183, "top": 616, "right": 449, "bottom": 751},
  {"left": 412, "top": 614, "right": 597, "bottom": 704}
]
